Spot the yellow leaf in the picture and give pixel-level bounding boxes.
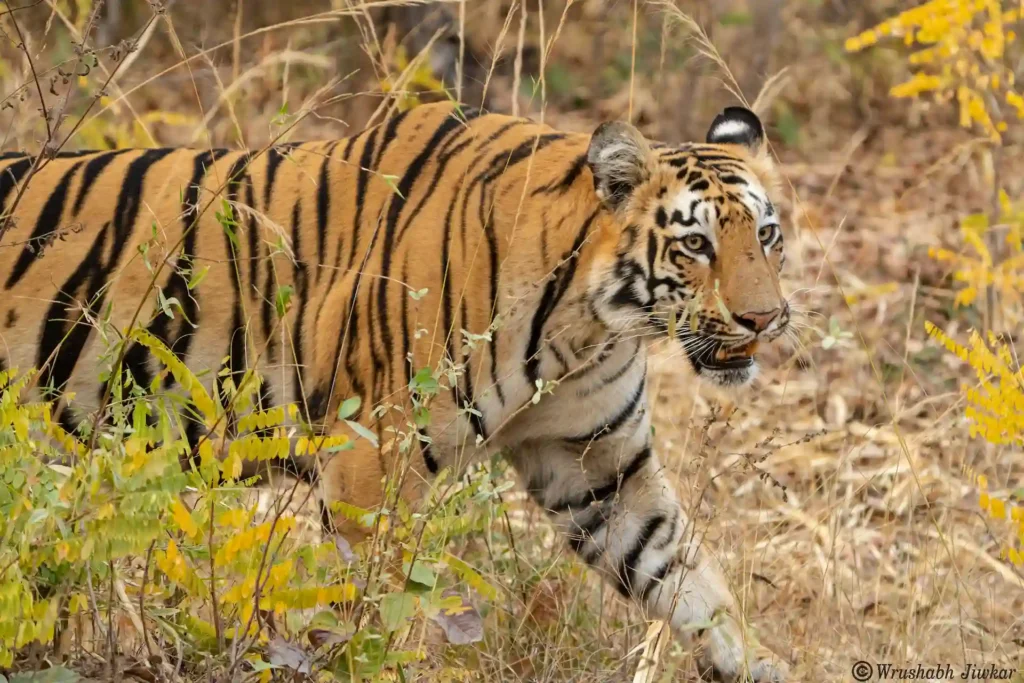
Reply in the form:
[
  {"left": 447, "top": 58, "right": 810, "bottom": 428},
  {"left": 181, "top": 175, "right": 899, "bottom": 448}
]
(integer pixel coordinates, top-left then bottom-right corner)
[
  {"left": 444, "top": 553, "right": 498, "bottom": 601},
  {"left": 223, "top": 452, "right": 243, "bottom": 480},
  {"left": 172, "top": 499, "right": 200, "bottom": 539}
]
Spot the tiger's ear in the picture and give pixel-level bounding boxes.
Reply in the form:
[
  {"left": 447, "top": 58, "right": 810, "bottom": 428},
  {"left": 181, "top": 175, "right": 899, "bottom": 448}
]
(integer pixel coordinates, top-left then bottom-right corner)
[
  {"left": 706, "top": 106, "right": 764, "bottom": 153},
  {"left": 587, "top": 121, "right": 651, "bottom": 211}
]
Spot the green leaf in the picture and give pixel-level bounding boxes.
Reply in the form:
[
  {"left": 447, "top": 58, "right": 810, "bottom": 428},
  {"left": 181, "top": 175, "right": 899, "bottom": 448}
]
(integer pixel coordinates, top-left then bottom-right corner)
[
  {"left": 413, "top": 405, "right": 431, "bottom": 428},
  {"left": 410, "top": 367, "right": 439, "bottom": 395},
  {"left": 404, "top": 559, "right": 437, "bottom": 588},
  {"left": 187, "top": 265, "right": 209, "bottom": 290},
  {"left": 409, "top": 287, "right": 429, "bottom": 300},
  {"left": 275, "top": 284, "right": 294, "bottom": 318},
  {"left": 157, "top": 288, "right": 178, "bottom": 319},
  {"left": 338, "top": 396, "right": 362, "bottom": 421},
  {"left": 444, "top": 554, "right": 498, "bottom": 600},
  {"left": 380, "top": 592, "right": 417, "bottom": 632},
  {"left": 346, "top": 419, "right": 379, "bottom": 447},
  {"left": 382, "top": 174, "right": 404, "bottom": 198}
]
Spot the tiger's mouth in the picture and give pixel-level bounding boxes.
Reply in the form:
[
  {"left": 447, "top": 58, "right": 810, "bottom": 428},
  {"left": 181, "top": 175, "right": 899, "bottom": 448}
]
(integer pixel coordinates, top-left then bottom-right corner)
[{"left": 686, "top": 338, "right": 760, "bottom": 372}]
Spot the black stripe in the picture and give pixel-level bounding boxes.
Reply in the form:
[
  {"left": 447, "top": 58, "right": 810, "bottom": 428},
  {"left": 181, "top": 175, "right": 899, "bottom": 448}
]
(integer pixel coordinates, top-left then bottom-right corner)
[
  {"left": 257, "top": 176, "right": 275, "bottom": 371},
  {"left": 567, "top": 340, "right": 619, "bottom": 384},
  {"left": 113, "top": 149, "right": 175, "bottom": 242},
  {"left": 524, "top": 210, "right": 599, "bottom": 384},
  {"left": 316, "top": 129, "right": 378, "bottom": 393},
  {"left": 56, "top": 403, "right": 83, "bottom": 437},
  {"left": 617, "top": 514, "right": 667, "bottom": 596},
  {"left": 550, "top": 343, "right": 569, "bottom": 373},
  {"left": 530, "top": 153, "right": 587, "bottom": 195},
  {"left": 345, "top": 128, "right": 379, "bottom": 269},
  {"left": 394, "top": 132, "right": 476, "bottom": 243},
  {"left": 655, "top": 506, "right": 679, "bottom": 551},
  {"left": 565, "top": 376, "right": 645, "bottom": 443},
  {"left": 376, "top": 111, "right": 469, "bottom": 392},
  {"left": 5, "top": 160, "right": 85, "bottom": 289},
  {"left": 479, "top": 134, "right": 566, "bottom": 185},
  {"left": 568, "top": 508, "right": 608, "bottom": 556},
  {"left": 290, "top": 198, "right": 309, "bottom": 414},
  {"left": 639, "top": 558, "right": 677, "bottom": 601},
  {"left": 314, "top": 141, "right": 340, "bottom": 276},
  {"left": 376, "top": 108, "right": 412, "bottom": 160},
  {"left": 479, "top": 206, "right": 504, "bottom": 406},
  {"left": 551, "top": 446, "right": 652, "bottom": 512},
  {"left": 575, "top": 342, "right": 638, "bottom": 394},
  {"left": 259, "top": 148, "right": 285, "bottom": 354},
  {"left": 319, "top": 500, "right": 338, "bottom": 533},
  {"left": 441, "top": 180, "right": 461, "bottom": 421},
  {"left": 420, "top": 437, "right": 439, "bottom": 474},
  {"left": 437, "top": 114, "right": 525, "bottom": 422},
  {"left": 395, "top": 121, "right": 479, "bottom": 428},
  {"left": 219, "top": 153, "right": 255, "bottom": 435},
  {"left": 459, "top": 298, "right": 488, "bottom": 440},
  {"left": 691, "top": 152, "right": 742, "bottom": 163},
  {"left": 263, "top": 147, "right": 286, "bottom": 206},
  {"left": 72, "top": 149, "right": 130, "bottom": 216},
  {"left": 160, "top": 148, "right": 229, "bottom": 384},
  {"left": 0, "top": 157, "right": 34, "bottom": 213},
  {"left": 310, "top": 134, "right": 370, "bottom": 423},
  {"left": 46, "top": 149, "right": 98, "bottom": 159},
  {"left": 244, "top": 177, "right": 260, "bottom": 297},
  {"left": 38, "top": 222, "right": 114, "bottom": 400},
  {"left": 108, "top": 149, "right": 176, "bottom": 394}
]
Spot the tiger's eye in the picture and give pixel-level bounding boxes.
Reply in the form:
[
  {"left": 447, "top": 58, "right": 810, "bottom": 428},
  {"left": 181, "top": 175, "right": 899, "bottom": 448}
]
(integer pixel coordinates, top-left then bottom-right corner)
[
  {"left": 683, "top": 234, "right": 708, "bottom": 252},
  {"left": 758, "top": 224, "right": 777, "bottom": 244}
]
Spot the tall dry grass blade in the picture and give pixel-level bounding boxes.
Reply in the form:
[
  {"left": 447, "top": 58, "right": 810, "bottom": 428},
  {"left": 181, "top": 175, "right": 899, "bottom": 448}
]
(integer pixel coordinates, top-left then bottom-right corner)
[{"left": 750, "top": 66, "right": 792, "bottom": 118}]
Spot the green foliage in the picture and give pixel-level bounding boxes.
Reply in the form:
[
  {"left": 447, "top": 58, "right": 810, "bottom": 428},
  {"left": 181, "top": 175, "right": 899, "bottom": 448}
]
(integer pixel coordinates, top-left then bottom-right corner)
[{"left": 0, "top": 337, "right": 516, "bottom": 678}]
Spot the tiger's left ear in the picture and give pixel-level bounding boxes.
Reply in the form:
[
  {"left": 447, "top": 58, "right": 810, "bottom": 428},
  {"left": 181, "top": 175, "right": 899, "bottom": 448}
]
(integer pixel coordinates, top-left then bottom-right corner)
[
  {"left": 587, "top": 120, "right": 651, "bottom": 211},
  {"left": 706, "top": 106, "right": 764, "bottom": 153}
]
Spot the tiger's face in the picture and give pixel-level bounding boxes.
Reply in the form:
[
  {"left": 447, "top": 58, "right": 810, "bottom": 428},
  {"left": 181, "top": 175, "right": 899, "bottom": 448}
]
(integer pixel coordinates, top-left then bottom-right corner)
[{"left": 588, "top": 107, "right": 789, "bottom": 387}]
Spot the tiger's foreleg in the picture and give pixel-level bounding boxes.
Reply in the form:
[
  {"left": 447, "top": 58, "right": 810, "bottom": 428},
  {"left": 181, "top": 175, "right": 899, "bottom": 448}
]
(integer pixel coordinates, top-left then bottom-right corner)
[{"left": 512, "top": 440, "right": 788, "bottom": 682}]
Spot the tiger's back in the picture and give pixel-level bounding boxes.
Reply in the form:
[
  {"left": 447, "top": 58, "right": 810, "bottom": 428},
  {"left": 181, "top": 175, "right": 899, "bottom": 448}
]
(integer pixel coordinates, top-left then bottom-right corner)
[{"left": 0, "top": 104, "right": 592, "bottom": 453}]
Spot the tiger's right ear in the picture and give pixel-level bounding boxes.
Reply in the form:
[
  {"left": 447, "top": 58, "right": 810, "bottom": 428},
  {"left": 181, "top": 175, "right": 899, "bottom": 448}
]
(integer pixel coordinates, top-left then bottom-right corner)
[{"left": 587, "top": 121, "right": 650, "bottom": 211}]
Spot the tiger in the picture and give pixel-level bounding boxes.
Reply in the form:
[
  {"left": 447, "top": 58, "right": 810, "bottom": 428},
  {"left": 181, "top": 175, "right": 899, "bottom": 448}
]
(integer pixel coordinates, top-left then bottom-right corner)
[{"left": 0, "top": 101, "right": 791, "bottom": 681}]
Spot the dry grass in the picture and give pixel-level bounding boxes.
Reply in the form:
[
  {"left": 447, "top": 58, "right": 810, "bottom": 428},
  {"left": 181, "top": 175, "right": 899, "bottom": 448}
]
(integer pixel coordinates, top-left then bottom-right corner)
[{"left": 2, "top": 0, "right": 1023, "bottom": 680}]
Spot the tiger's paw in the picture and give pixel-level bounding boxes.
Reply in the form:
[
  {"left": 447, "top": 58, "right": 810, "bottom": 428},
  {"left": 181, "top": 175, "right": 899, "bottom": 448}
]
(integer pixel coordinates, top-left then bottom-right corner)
[{"left": 695, "top": 619, "right": 789, "bottom": 682}]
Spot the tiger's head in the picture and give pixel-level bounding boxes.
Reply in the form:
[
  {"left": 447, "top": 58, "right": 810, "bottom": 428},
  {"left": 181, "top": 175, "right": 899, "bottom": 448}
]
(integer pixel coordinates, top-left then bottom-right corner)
[{"left": 588, "top": 107, "right": 789, "bottom": 388}]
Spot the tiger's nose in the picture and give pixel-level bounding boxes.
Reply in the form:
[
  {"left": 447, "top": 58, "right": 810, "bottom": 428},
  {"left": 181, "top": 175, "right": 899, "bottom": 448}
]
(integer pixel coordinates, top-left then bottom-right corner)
[{"left": 733, "top": 308, "right": 781, "bottom": 334}]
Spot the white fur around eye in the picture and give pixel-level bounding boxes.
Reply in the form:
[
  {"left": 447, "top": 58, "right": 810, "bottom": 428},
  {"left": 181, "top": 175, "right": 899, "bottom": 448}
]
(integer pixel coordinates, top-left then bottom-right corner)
[{"left": 757, "top": 224, "right": 780, "bottom": 249}]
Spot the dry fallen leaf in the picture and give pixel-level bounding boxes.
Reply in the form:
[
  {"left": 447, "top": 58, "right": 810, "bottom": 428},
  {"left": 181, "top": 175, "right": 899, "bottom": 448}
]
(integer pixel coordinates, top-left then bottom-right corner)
[{"left": 430, "top": 589, "right": 483, "bottom": 645}]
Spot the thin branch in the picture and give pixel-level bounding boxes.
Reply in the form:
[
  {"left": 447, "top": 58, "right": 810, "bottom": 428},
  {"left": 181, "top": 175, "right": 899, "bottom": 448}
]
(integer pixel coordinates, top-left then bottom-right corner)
[{"left": 6, "top": 0, "right": 51, "bottom": 138}]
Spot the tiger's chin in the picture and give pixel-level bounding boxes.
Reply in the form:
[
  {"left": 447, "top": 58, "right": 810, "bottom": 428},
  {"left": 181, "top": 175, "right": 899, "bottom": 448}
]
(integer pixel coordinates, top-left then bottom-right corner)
[
  {"left": 692, "top": 358, "right": 759, "bottom": 387},
  {"left": 685, "top": 338, "right": 761, "bottom": 388}
]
